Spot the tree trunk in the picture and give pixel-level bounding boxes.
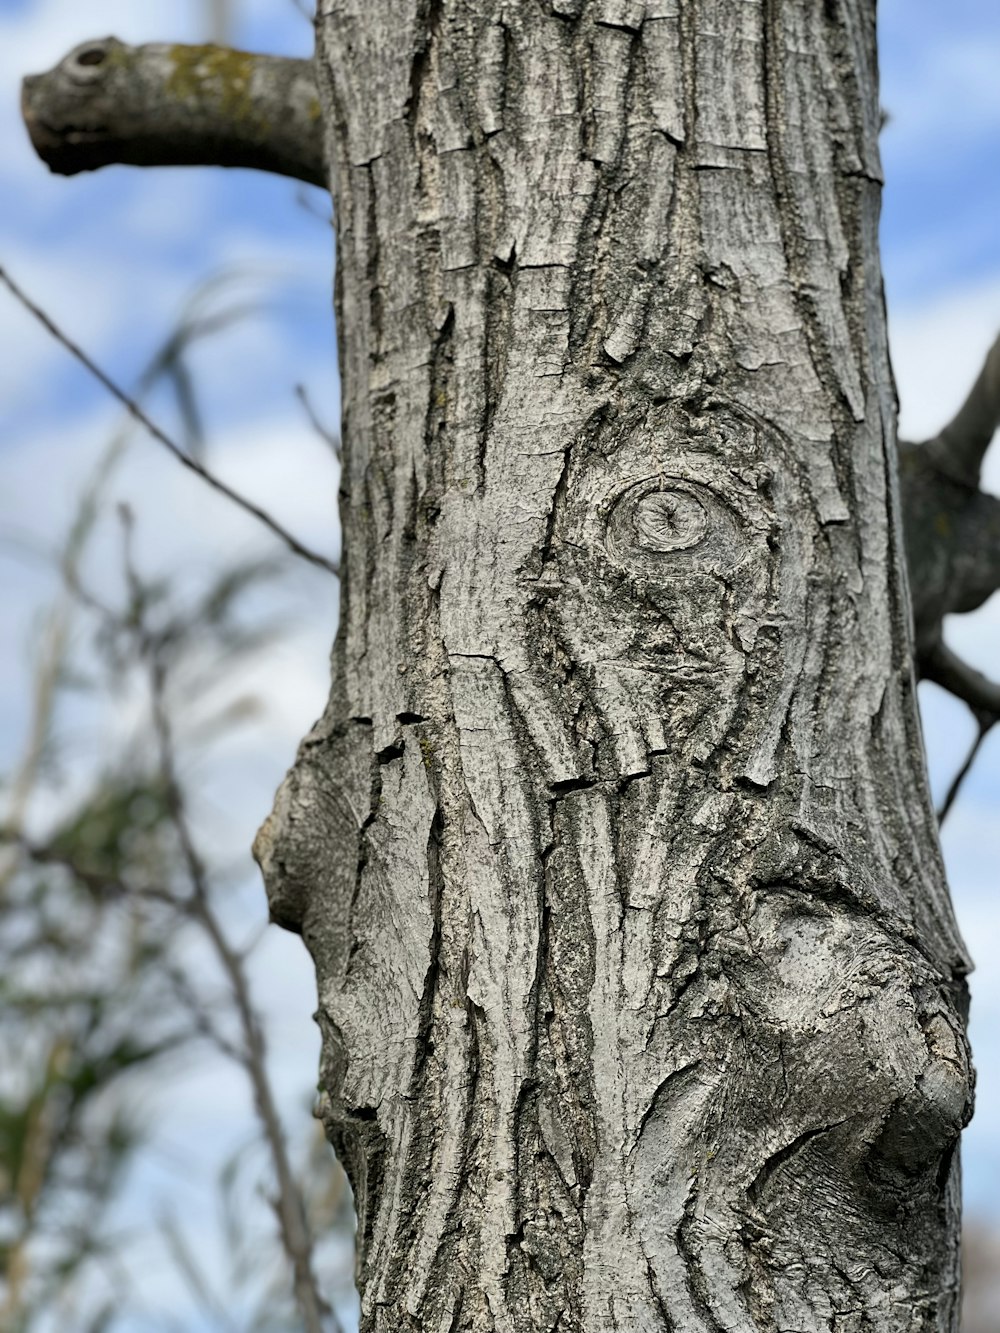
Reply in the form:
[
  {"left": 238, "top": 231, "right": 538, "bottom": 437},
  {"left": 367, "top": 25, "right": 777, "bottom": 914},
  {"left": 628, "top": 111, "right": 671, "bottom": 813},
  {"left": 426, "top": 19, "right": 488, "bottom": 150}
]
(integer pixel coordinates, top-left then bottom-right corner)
[{"left": 255, "top": 2, "right": 973, "bottom": 1328}]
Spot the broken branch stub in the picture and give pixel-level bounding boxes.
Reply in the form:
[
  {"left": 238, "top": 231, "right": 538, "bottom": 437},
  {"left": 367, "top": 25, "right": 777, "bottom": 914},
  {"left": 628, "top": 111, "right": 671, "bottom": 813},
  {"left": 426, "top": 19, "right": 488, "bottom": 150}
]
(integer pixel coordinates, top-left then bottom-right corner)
[{"left": 21, "top": 37, "right": 325, "bottom": 188}]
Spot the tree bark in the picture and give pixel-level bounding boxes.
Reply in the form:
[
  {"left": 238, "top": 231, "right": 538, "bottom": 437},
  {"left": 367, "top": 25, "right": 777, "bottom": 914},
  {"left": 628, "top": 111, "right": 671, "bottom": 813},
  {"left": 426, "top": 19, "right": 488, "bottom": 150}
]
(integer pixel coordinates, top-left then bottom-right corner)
[
  {"left": 252, "top": 2, "right": 973, "bottom": 1329},
  {"left": 21, "top": 38, "right": 323, "bottom": 186}
]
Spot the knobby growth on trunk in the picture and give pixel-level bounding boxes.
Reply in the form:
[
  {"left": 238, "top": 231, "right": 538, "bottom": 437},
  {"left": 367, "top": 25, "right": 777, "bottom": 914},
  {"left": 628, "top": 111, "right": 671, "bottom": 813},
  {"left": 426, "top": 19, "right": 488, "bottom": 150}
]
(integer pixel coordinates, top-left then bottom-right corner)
[{"left": 21, "top": 8, "right": 1000, "bottom": 1331}]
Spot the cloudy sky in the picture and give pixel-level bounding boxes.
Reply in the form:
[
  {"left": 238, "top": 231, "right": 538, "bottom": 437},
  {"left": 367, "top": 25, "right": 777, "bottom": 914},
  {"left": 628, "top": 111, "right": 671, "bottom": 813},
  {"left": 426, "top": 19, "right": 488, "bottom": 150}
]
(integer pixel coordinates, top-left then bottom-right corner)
[{"left": 1, "top": 0, "right": 999, "bottom": 1327}]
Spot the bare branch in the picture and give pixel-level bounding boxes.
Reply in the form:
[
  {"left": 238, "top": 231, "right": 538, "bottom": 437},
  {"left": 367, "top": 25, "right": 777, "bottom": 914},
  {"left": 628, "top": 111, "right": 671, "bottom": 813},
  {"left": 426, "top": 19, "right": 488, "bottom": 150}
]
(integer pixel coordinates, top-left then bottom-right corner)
[
  {"left": 923, "top": 640, "right": 1000, "bottom": 719},
  {"left": 22, "top": 38, "right": 325, "bottom": 188},
  {"left": 938, "top": 717, "right": 994, "bottom": 825},
  {"left": 923, "top": 330, "right": 1000, "bottom": 487},
  {"left": 296, "top": 383, "right": 342, "bottom": 459},
  {"left": 897, "top": 332, "right": 1000, "bottom": 762},
  {"left": 143, "top": 614, "right": 340, "bottom": 1333},
  {"left": 923, "top": 637, "right": 1000, "bottom": 816},
  {"left": 922, "top": 629, "right": 1000, "bottom": 815},
  {"left": 0, "top": 264, "right": 339, "bottom": 578}
]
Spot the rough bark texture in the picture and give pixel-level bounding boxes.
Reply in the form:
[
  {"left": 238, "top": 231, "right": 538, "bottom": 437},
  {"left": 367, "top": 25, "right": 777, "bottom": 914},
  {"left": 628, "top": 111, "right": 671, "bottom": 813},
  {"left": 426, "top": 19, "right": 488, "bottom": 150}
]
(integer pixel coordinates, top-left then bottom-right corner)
[
  {"left": 250, "top": 2, "right": 975, "bottom": 1330},
  {"left": 21, "top": 38, "right": 323, "bottom": 186}
]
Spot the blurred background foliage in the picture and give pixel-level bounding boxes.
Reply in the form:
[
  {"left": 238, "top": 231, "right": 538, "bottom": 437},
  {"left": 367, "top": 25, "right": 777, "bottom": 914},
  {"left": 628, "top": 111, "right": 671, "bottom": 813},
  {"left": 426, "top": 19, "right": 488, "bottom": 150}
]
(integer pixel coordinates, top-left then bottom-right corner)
[{"left": 0, "top": 278, "right": 352, "bottom": 1331}]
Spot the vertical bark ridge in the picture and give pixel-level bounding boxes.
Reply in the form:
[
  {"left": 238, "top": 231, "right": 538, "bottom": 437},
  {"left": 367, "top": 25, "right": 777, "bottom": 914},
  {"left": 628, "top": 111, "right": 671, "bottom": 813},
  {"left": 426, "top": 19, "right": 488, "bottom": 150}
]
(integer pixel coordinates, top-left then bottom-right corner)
[{"left": 256, "top": 2, "right": 973, "bottom": 1328}]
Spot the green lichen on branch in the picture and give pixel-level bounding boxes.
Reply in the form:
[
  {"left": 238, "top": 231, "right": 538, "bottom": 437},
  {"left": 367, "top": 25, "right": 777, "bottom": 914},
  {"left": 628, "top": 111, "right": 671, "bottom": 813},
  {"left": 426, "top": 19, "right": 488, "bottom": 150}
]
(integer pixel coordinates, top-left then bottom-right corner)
[
  {"left": 21, "top": 37, "right": 325, "bottom": 187},
  {"left": 165, "top": 43, "right": 256, "bottom": 123}
]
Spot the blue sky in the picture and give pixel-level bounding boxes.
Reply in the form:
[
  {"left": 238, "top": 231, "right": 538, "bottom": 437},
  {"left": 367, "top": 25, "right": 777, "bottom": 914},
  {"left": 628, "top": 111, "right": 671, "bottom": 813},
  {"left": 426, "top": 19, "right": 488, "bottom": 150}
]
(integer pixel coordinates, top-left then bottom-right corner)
[
  {"left": 880, "top": 0, "right": 1000, "bottom": 306},
  {"left": 1, "top": 0, "right": 999, "bottom": 1326}
]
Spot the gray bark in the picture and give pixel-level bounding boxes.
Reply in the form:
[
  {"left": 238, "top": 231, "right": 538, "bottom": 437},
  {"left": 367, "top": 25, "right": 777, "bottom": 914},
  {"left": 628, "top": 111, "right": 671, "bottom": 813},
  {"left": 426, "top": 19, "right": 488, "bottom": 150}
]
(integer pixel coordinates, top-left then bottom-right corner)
[
  {"left": 249, "top": 3, "right": 974, "bottom": 1330},
  {"left": 21, "top": 38, "right": 323, "bottom": 186}
]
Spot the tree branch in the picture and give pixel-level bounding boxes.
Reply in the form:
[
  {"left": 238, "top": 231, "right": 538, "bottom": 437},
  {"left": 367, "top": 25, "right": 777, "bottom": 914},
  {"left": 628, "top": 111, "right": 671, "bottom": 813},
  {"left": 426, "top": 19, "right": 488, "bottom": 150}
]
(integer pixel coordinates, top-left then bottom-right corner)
[
  {"left": 923, "top": 640, "right": 1000, "bottom": 720},
  {"left": 22, "top": 38, "right": 325, "bottom": 188},
  {"left": 900, "top": 445, "right": 1000, "bottom": 657},
  {"left": 895, "top": 331, "right": 1000, "bottom": 812},
  {"left": 938, "top": 717, "right": 994, "bottom": 825},
  {"left": 924, "top": 330, "right": 1000, "bottom": 488},
  {"left": 923, "top": 642, "right": 1000, "bottom": 824},
  {"left": 899, "top": 330, "right": 1000, "bottom": 670}
]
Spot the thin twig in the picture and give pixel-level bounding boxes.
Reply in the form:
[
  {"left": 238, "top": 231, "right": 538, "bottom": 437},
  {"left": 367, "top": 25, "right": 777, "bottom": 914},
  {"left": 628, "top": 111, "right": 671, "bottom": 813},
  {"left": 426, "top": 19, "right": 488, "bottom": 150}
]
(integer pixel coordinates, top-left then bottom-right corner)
[
  {"left": 3, "top": 823, "right": 254, "bottom": 1067},
  {"left": 1, "top": 830, "right": 180, "bottom": 914},
  {"left": 296, "top": 383, "right": 341, "bottom": 458},
  {"left": 139, "top": 605, "right": 338, "bottom": 1333},
  {"left": 938, "top": 717, "right": 995, "bottom": 825},
  {"left": 0, "top": 611, "right": 68, "bottom": 893},
  {"left": 0, "top": 430, "right": 127, "bottom": 892},
  {"left": 158, "top": 1208, "right": 241, "bottom": 1333},
  {"left": 0, "top": 264, "right": 339, "bottom": 578},
  {"left": 164, "top": 965, "right": 246, "bottom": 1065}
]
